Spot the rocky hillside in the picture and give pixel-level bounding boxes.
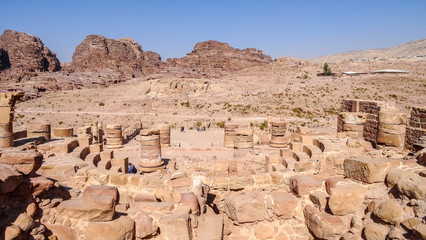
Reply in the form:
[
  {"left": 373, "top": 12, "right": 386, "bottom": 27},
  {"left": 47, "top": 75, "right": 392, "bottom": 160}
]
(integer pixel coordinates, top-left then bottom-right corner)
[
  {"left": 0, "top": 30, "right": 61, "bottom": 73},
  {"left": 312, "top": 39, "right": 426, "bottom": 63},
  {"left": 71, "top": 35, "right": 163, "bottom": 77},
  {"left": 165, "top": 40, "right": 273, "bottom": 78}
]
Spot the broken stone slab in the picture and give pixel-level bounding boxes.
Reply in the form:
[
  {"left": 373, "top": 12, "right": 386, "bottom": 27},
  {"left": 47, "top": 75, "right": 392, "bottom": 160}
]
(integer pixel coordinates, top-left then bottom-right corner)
[
  {"left": 0, "top": 163, "right": 23, "bottom": 194},
  {"left": 363, "top": 221, "right": 389, "bottom": 240},
  {"left": 385, "top": 168, "right": 415, "bottom": 188},
  {"left": 344, "top": 157, "right": 400, "bottom": 183},
  {"left": 85, "top": 215, "right": 135, "bottom": 240},
  {"left": 197, "top": 213, "right": 223, "bottom": 240},
  {"left": 82, "top": 185, "right": 119, "bottom": 209},
  {"left": 57, "top": 199, "right": 115, "bottom": 222},
  {"left": 304, "top": 205, "right": 348, "bottom": 240},
  {"left": 0, "top": 150, "right": 43, "bottom": 175},
  {"left": 328, "top": 183, "right": 367, "bottom": 216},
  {"left": 158, "top": 214, "right": 192, "bottom": 240},
  {"left": 224, "top": 191, "right": 267, "bottom": 224},
  {"left": 396, "top": 175, "right": 426, "bottom": 200},
  {"left": 290, "top": 175, "right": 323, "bottom": 197},
  {"left": 373, "top": 200, "right": 403, "bottom": 225},
  {"left": 228, "top": 176, "right": 254, "bottom": 191},
  {"left": 265, "top": 192, "right": 298, "bottom": 219},
  {"left": 129, "top": 202, "right": 175, "bottom": 214},
  {"left": 134, "top": 212, "right": 158, "bottom": 239}
]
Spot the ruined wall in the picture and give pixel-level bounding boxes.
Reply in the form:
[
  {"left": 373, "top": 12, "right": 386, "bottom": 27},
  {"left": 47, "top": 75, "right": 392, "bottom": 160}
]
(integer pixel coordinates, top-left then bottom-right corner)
[{"left": 405, "top": 107, "right": 426, "bottom": 151}]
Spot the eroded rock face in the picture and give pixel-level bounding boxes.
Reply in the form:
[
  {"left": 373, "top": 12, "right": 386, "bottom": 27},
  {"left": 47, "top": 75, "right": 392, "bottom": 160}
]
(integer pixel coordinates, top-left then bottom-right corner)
[
  {"left": 0, "top": 30, "right": 61, "bottom": 72},
  {"left": 165, "top": 40, "right": 272, "bottom": 78},
  {"left": 71, "top": 35, "right": 162, "bottom": 77}
]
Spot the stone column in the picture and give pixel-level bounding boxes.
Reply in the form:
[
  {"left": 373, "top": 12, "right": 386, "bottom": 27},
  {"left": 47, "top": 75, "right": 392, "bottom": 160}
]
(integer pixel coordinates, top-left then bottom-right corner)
[
  {"left": 139, "top": 129, "right": 164, "bottom": 172},
  {"left": 270, "top": 121, "right": 288, "bottom": 148},
  {"left": 157, "top": 123, "right": 171, "bottom": 148},
  {"left": 105, "top": 124, "right": 122, "bottom": 149},
  {"left": 0, "top": 92, "right": 23, "bottom": 148},
  {"left": 224, "top": 123, "right": 238, "bottom": 148}
]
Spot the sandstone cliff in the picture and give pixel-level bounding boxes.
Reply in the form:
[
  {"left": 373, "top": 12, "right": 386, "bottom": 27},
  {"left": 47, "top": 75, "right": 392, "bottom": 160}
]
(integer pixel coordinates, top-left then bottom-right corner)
[
  {"left": 71, "top": 35, "right": 163, "bottom": 77},
  {"left": 165, "top": 40, "right": 272, "bottom": 78},
  {"left": 0, "top": 30, "right": 61, "bottom": 73}
]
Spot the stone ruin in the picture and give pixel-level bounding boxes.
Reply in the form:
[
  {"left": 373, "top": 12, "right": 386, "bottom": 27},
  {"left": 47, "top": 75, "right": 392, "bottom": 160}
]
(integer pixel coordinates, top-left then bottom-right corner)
[{"left": 0, "top": 94, "right": 425, "bottom": 240}]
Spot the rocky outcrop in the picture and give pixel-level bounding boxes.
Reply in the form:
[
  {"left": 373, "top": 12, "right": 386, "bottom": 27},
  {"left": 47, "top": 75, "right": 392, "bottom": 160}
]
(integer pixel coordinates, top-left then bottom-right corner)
[
  {"left": 165, "top": 40, "right": 272, "bottom": 78},
  {"left": 71, "top": 35, "right": 163, "bottom": 77},
  {"left": 0, "top": 30, "right": 61, "bottom": 73}
]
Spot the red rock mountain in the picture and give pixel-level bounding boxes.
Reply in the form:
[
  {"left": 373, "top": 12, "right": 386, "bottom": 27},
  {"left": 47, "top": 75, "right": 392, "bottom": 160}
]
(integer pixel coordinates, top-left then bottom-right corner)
[
  {"left": 0, "top": 30, "right": 61, "bottom": 73},
  {"left": 71, "top": 35, "right": 163, "bottom": 77},
  {"left": 165, "top": 40, "right": 272, "bottom": 78}
]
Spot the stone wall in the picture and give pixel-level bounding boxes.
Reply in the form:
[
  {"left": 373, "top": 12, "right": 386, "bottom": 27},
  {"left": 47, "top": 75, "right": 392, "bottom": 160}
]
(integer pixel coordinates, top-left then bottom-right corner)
[{"left": 405, "top": 107, "right": 426, "bottom": 151}]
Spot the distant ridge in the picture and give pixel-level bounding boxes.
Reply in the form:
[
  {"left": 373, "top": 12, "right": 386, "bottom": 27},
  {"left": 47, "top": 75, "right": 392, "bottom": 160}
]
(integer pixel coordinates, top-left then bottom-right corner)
[{"left": 311, "top": 39, "right": 426, "bottom": 63}]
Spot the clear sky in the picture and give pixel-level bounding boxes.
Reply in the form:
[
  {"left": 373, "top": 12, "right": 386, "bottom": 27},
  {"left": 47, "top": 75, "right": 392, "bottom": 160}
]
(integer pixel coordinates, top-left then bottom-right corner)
[{"left": 1, "top": 1, "right": 425, "bottom": 62}]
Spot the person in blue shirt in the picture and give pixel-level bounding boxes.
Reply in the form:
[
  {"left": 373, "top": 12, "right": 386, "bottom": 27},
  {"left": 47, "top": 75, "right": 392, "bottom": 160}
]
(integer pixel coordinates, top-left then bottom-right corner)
[{"left": 128, "top": 163, "right": 137, "bottom": 174}]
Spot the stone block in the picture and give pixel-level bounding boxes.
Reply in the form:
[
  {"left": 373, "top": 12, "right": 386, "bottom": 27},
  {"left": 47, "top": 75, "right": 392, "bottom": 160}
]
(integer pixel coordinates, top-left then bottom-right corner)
[
  {"left": 310, "top": 191, "right": 328, "bottom": 211},
  {"left": 82, "top": 185, "right": 119, "bottom": 209},
  {"left": 363, "top": 222, "right": 389, "bottom": 240},
  {"left": 228, "top": 176, "right": 254, "bottom": 190},
  {"left": 197, "top": 214, "right": 223, "bottom": 240},
  {"left": 328, "top": 183, "right": 367, "bottom": 216},
  {"left": 304, "top": 205, "right": 348, "bottom": 240},
  {"left": 85, "top": 215, "right": 135, "bottom": 240},
  {"left": 290, "top": 175, "right": 323, "bottom": 197},
  {"left": 344, "top": 157, "right": 400, "bottom": 183},
  {"left": 57, "top": 199, "right": 115, "bottom": 222},
  {"left": 373, "top": 200, "right": 402, "bottom": 225},
  {"left": 0, "top": 164, "right": 23, "bottom": 194},
  {"left": 130, "top": 202, "right": 175, "bottom": 214},
  {"left": 134, "top": 212, "right": 158, "bottom": 239},
  {"left": 158, "top": 214, "right": 192, "bottom": 240},
  {"left": 111, "top": 157, "right": 128, "bottom": 173},
  {"left": 265, "top": 192, "right": 298, "bottom": 219},
  {"left": 89, "top": 143, "right": 103, "bottom": 153},
  {"left": 396, "top": 175, "right": 426, "bottom": 200},
  {"left": 100, "top": 150, "right": 114, "bottom": 161},
  {"left": 224, "top": 191, "right": 267, "bottom": 224},
  {"left": 0, "top": 150, "right": 43, "bottom": 175}
]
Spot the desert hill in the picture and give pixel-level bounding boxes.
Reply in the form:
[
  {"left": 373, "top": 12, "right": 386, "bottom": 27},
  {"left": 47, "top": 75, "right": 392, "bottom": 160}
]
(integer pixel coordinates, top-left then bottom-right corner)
[{"left": 312, "top": 39, "right": 426, "bottom": 63}]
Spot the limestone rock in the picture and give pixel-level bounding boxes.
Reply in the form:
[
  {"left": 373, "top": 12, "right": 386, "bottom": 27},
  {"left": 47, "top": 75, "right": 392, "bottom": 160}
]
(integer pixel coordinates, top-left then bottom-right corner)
[
  {"left": 373, "top": 200, "right": 402, "bottom": 225},
  {"left": 386, "top": 168, "right": 415, "bottom": 188},
  {"left": 290, "top": 175, "right": 323, "bottom": 197},
  {"left": 328, "top": 183, "right": 367, "bottom": 216},
  {"left": 224, "top": 191, "right": 267, "bottom": 224},
  {"left": 344, "top": 157, "right": 399, "bottom": 183},
  {"left": 57, "top": 199, "right": 115, "bottom": 222},
  {"left": 396, "top": 175, "right": 426, "bottom": 200},
  {"left": 197, "top": 214, "right": 224, "bottom": 240},
  {"left": 85, "top": 215, "right": 135, "bottom": 240},
  {"left": 303, "top": 205, "right": 348, "bottom": 240},
  {"left": 310, "top": 191, "right": 328, "bottom": 211},
  {"left": 0, "top": 30, "right": 61, "bottom": 72}
]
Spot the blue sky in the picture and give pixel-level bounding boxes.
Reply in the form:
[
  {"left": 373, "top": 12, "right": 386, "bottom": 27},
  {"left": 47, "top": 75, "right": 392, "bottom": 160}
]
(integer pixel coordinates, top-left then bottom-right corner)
[{"left": 1, "top": 1, "right": 425, "bottom": 62}]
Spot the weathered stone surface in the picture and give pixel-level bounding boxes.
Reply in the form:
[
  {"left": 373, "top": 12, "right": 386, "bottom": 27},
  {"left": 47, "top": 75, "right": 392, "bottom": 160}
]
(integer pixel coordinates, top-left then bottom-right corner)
[
  {"left": 396, "top": 175, "right": 426, "bottom": 200},
  {"left": 72, "top": 35, "right": 162, "bottom": 77},
  {"left": 386, "top": 168, "right": 415, "bottom": 188},
  {"left": 14, "top": 213, "right": 34, "bottom": 231},
  {"left": 0, "top": 150, "right": 43, "bottom": 175},
  {"left": 254, "top": 224, "right": 275, "bottom": 240},
  {"left": 179, "top": 192, "right": 200, "bottom": 216},
  {"left": 197, "top": 214, "right": 223, "bottom": 240},
  {"left": 82, "top": 185, "right": 119, "bottom": 209},
  {"left": 363, "top": 222, "right": 388, "bottom": 240},
  {"left": 5, "top": 225, "right": 21, "bottom": 240},
  {"left": 0, "top": 30, "right": 60, "bottom": 72},
  {"left": 134, "top": 212, "right": 157, "bottom": 239},
  {"left": 57, "top": 199, "right": 115, "bottom": 222},
  {"left": 228, "top": 176, "right": 254, "bottom": 190},
  {"left": 165, "top": 40, "right": 272, "bottom": 78},
  {"left": 328, "top": 183, "right": 367, "bottom": 216},
  {"left": 85, "top": 215, "right": 135, "bottom": 240},
  {"left": 224, "top": 191, "right": 267, "bottom": 223},
  {"left": 344, "top": 157, "right": 399, "bottom": 183},
  {"left": 265, "top": 192, "right": 298, "bottom": 219},
  {"left": 413, "top": 223, "right": 426, "bottom": 240},
  {"left": 290, "top": 176, "right": 323, "bottom": 197},
  {"left": 310, "top": 191, "right": 328, "bottom": 211},
  {"left": 0, "top": 163, "right": 22, "bottom": 194},
  {"left": 303, "top": 205, "right": 348, "bottom": 240},
  {"left": 158, "top": 214, "right": 192, "bottom": 240},
  {"left": 30, "top": 175, "right": 55, "bottom": 197},
  {"left": 373, "top": 200, "right": 403, "bottom": 225},
  {"left": 130, "top": 202, "right": 175, "bottom": 214},
  {"left": 44, "top": 224, "right": 78, "bottom": 240}
]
